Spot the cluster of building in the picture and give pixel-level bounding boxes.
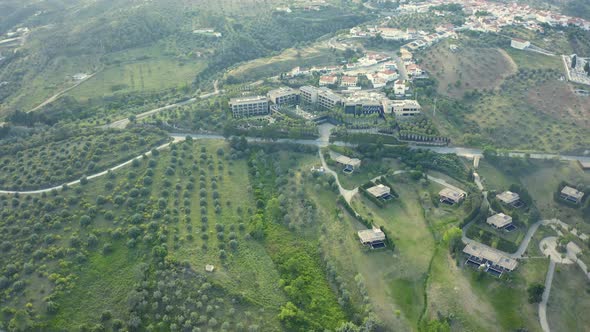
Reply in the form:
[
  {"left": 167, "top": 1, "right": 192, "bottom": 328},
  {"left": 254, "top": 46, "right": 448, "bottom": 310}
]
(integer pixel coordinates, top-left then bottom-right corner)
[
  {"left": 348, "top": 22, "right": 457, "bottom": 55},
  {"left": 0, "top": 27, "right": 29, "bottom": 51},
  {"left": 399, "top": 0, "right": 590, "bottom": 32},
  {"left": 229, "top": 85, "right": 423, "bottom": 119}
]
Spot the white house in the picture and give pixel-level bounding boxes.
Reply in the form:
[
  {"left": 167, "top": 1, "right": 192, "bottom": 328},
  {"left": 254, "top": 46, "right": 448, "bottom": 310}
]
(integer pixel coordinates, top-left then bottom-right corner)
[{"left": 510, "top": 38, "right": 530, "bottom": 50}]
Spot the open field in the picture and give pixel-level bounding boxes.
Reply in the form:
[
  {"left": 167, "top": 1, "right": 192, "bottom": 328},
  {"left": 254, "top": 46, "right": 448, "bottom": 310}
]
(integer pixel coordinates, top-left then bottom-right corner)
[
  {"left": 526, "top": 80, "right": 590, "bottom": 128},
  {"left": 226, "top": 44, "right": 343, "bottom": 83},
  {"left": 546, "top": 264, "right": 590, "bottom": 332},
  {"left": 69, "top": 58, "right": 205, "bottom": 101},
  {"left": 520, "top": 161, "right": 590, "bottom": 230},
  {"left": 351, "top": 176, "right": 437, "bottom": 329},
  {"left": 504, "top": 48, "right": 563, "bottom": 71},
  {"left": 338, "top": 158, "right": 404, "bottom": 190},
  {"left": 419, "top": 42, "right": 517, "bottom": 98}
]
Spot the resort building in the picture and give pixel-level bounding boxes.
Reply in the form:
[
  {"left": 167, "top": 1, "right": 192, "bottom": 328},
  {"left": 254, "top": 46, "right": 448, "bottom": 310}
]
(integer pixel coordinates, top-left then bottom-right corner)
[
  {"left": 317, "top": 88, "right": 343, "bottom": 110},
  {"left": 267, "top": 87, "right": 299, "bottom": 105},
  {"left": 560, "top": 186, "right": 585, "bottom": 204},
  {"left": 496, "top": 191, "right": 520, "bottom": 206},
  {"left": 366, "top": 184, "right": 393, "bottom": 200},
  {"left": 486, "top": 213, "right": 514, "bottom": 230},
  {"left": 463, "top": 243, "right": 518, "bottom": 276},
  {"left": 358, "top": 226, "right": 386, "bottom": 249},
  {"left": 333, "top": 154, "right": 361, "bottom": 173},
  {"left": 439, "top": 188, "right": 466, "bottom": 205},
  {"left": 229, "top": 96, "right": 269, "bottom": 118},
  {"left": 384, "top": 100, "right": 422, "bottom": 117},
  {"left": 300, "top": 85, "right": 319, "bottom": 105}
]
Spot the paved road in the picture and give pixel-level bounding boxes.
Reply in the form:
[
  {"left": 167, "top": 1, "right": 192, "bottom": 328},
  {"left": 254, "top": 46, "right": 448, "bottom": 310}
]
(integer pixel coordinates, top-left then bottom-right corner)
[
  {"left": 414, "top": 145, "right": 590, "bottom": 163},
  {"left": 107, "top": 80, "right": 221, "bottom": 129},
  {"left": 107, "top": 98, "right": 199, "bottom": 129},
  {"left": 539, "top": 260, "right": 556, "bottom": 332}
]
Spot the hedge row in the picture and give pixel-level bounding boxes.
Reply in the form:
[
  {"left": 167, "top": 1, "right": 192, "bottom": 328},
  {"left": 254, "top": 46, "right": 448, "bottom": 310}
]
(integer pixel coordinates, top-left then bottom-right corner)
[{"left": 337, "top": 196, "right": 395, "bottom": 251}]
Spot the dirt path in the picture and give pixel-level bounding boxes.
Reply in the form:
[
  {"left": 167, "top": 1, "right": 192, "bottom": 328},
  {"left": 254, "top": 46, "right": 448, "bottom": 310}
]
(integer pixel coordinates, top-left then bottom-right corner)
[
  {"left": 28, "top": 72, "right": 98, "bottom": 113},
  {"left": 498, "top": 48, "right": 518, "bottom": 74}
]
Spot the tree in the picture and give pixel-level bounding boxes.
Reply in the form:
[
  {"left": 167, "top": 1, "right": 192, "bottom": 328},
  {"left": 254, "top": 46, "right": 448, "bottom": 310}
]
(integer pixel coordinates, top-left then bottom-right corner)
[
  {"left": 585, "top": 61, "right": 590, "bottom": 76},
  {"left": 443, "top": 227, "right": 463, "bottom": 254},
  {"left": 572, "top": 54, "right": 578, "bottom": 69},
  {"left": 527, "top": 283, "right": 545, "bottom": 303}
]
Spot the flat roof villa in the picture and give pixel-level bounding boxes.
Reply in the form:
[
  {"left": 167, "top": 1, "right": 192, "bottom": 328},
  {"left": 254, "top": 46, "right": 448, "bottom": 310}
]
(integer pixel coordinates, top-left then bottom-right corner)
[
  {"left": 366, "top": 184, "right": 393, "bottom": 200},
  {"left": 358, "top": 227, "right": 386, "bottom": 249},
  {"left": 560, "top": 186, "right": 585, "bottom": 204},
  {"left": 333, "top": 154, "right": 361, "bottom": 173},
  {"left": 463, "top": 243, "right": 518, "bottom": 277},
  {"left": 439, "top": 188, "right": 466, "bottom": 205},
  {"left": 496, "top": 191, "right": 521, "bottom": 206},
  {"left": 486, "top": 213, "right": 513, "bottom": 230}
]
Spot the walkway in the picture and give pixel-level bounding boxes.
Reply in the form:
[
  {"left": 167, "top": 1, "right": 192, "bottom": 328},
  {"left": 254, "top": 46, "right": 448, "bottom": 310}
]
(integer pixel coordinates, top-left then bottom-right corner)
[{"left": 539, "top": 260, "right": 556, "bottom": 332}]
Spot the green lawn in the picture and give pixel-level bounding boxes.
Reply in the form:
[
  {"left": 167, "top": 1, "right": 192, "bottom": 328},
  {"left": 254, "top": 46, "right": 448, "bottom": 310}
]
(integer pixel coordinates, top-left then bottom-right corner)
[
  {"left": 520, "top": 161, "right": 590, "bottom": 230},
  {"left": 50, "top": 244, "right": 142, "bottom": 328},
  {"left": 546, "top": 264, "right": 590, "bottom": 332},
  {"left": 504, "top": 48, "right": 562, "bottom": 71},
  {"left": 69, "top": 58, "right": 205, "bottom": 100}
]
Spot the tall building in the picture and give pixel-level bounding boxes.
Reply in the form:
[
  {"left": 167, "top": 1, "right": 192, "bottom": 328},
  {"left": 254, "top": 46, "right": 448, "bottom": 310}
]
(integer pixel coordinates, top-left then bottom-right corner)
[
  {"left": 300, "top": 86, "right": 319, "bottom": 105},
  {"left": 317, "top": 88, "right": 342, "bottom": 111},
  {"left": 267, "top": 87, "right": 299, "bottom": 105},
  {"left": 229, "top": 96, "right": 269, "bottom": 118}
]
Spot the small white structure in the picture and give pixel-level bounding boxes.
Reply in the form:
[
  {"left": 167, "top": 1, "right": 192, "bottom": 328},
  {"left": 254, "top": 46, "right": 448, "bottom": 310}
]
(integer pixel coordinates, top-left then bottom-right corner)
[
  {"left": 510, "top": 38, "right": 530, "bottom": 50},
  {"left": 205, "top": 265, "right": 215, "bottom": 272},
  {"left": 393, "top": 79, "right": 409, "bottom": 96}
]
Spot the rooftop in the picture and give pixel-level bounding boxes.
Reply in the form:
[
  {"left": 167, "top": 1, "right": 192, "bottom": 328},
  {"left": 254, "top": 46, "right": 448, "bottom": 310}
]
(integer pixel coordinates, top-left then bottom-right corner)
[
  {"left": 439, "top": 188, "right": 466, "bottom": 200},
  {"left": 561, "top": 186, "right": 584, "bottom": 199},
  {"left": 341, "top": 75, "right": 358, "bottom": 83},
  {"left": 463, "top": 243, "right": 518, "bottom": 271},
  {"left": 358, "top": 227, "right": 386, "bottom": 243},
  {"left": 366, "top": 184, "right": 391, "bottom": 198},
  {"left": 486, "top": 213, "right": 513, "bottom": 228},
  {"left": 496, "top": 191, "right": 520, "bottom": 204},
  {"left": 334, "top": 154, "right": 361, "bottom": 167},
  {"left": 229, "top": 95, "right": 267, "bottom": 104}
]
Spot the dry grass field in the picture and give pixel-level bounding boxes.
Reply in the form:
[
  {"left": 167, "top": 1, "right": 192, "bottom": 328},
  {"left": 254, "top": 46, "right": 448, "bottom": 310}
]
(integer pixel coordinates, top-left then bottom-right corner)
[{"left": 419, "top": 42, "right": 517, "bottom": 98}]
